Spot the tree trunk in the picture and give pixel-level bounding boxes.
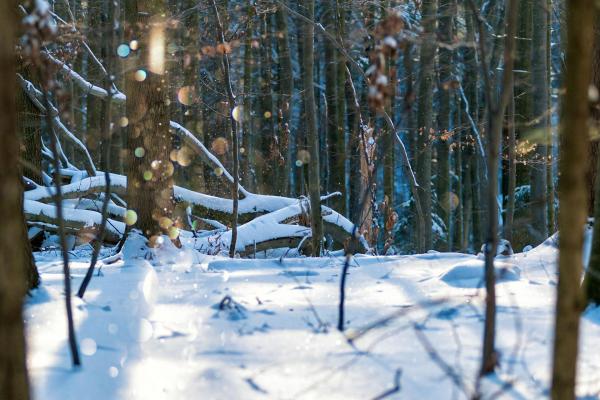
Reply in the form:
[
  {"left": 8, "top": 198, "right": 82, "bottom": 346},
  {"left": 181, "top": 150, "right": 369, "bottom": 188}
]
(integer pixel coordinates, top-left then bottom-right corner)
[
  {"left": 258, "top": 13, "right": 277, "bottom": 195},
  {"left": 211, "top": 0, "right": 240, "bottom": 258},
  {"left": 437, "top": 0, "right": 456, "bottom": 251},
  {"left": 0, "top": 0, "right": 31, "bottom": 396},
  {"left": 530, "top": 0, "right": 549, "bottom": 244},
  {"left": 475, "top": 0, "right": 518, "bottom": 376},
  {"left": 324, "top": 0, "right": 342, "bottom": 214},
  {"left": 505, "top": 90, "right": 516, "bottom": 243},
  {"left": 124, "top": 0, "right": 176, "bottom": 243},
  {"left": 464, "top": 9, "right": 478, "bottom": 252},
  {"left": 551, "top": 1, "right": 594, "bottom": 397},
  {"left": 416, "top": 0, "right": 437, "bottom": 251},
  {"left": 584, "top": 12, "right": 600, "bottom": 304},
  {"left": 301, "top": 1, "right": 324, "bottom": 256},
  {"left": 276, "top": 1, "right": 293, "bottom": 196},
  {"left": 241, "top": 4, "right": 256, "bottom": 192}
]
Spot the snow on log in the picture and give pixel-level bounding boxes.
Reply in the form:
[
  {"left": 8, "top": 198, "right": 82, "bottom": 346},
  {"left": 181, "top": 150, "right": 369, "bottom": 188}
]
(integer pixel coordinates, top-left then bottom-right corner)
[
  {"left": 25, "top": 174, "right": 369, "bottom": 253},
  {"left": 202, "top": 201, "right": 369, "bottom": 255},
  {"left": 24, "top": 199, "right": 125, "bottom": 243},
  {"left": 72, "top": 198, "right": 126, "bottom": 220},
  {"left": 25, "top": 173, "right": 128, "bottom": 203}
]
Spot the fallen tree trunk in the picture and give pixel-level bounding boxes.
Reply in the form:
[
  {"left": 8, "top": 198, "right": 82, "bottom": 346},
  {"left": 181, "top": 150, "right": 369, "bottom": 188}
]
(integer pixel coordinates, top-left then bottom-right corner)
[
  {"left": 205, "top": 201, "right": 369, "bottom": 255},
  {"left": 24, "top": 199, "right": 124, "bottom": 243},
  {"left": 25, "top": 176, "right": 369, "bottom": 253}
]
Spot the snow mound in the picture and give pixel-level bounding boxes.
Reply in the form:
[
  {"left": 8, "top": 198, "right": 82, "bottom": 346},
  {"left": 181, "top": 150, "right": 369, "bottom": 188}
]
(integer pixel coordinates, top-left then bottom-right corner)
[
  {"left": 440, "top": 259, "right": 521, "bottom": 288},
  {"left": 120, "top": 259, "right": 159, "bottom": 317}
]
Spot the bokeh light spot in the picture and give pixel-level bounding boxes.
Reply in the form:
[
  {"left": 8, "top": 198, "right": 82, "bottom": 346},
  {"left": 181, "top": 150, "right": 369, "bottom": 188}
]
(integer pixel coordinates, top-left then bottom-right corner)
[
  {"left": 117, "top": 44, "right": 130, "bottom": 58},
  {"left": 124, "top": 210, "right": 138, "bottom": 226},
  {"left": 211, "top": 137, "right": 229, "bottom": 155},
  {"left": 81, "top": 338, "right": 97, "bottom": 356},
  {"left": 134, "top": 69, "right": 147, "bottom": 82},
  {"left": 177, "top": 86, "right": 196, "bottom": 106},
  {"left": 176, "top": 146, "right": 193, "bottom": 167}
]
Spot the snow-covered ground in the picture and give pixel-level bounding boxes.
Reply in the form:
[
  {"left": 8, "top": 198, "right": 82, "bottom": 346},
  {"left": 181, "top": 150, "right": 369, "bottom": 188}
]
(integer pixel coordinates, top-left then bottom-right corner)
[{"left": 25, "top": 235, "right": 600, "bottom": 399}]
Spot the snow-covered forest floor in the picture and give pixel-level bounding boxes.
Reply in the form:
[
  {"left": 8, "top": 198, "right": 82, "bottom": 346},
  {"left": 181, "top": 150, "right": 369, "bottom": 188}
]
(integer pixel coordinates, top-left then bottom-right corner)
[{"left": 25, "top": 234, "right": 600, "bottom": 400}]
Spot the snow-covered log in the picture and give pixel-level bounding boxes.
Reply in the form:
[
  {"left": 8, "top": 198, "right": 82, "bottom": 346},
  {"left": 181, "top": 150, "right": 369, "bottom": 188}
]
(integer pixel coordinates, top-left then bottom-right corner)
[
  {"left": 24, "top": 199, "right": 124, "bottom": 243},
  {"left": 201, "top": 201, "right": 369, "bottom": 255},
  {"left": 25, "top": 174, "right": 369, "bottom": 252},
  {"left": 72, "top": 198, "right": 126, "bottom": 221}
]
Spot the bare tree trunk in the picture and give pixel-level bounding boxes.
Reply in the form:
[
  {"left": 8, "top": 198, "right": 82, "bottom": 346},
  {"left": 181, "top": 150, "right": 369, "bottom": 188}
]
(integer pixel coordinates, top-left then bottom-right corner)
[
  {"left": 301, "top": 1, "right": 324, "bottom": 256},
  {"left": 0, "top": 1, "right": 32, "bottom": 396},
  {"left": 530, "top": 0, "right": 549, "bottom": 244},
  {"left": 241, "top": 4, "right": 256, "bottom": 192},
  {"left": 258, "top": 13, "right": 277, "bottom": 195},
  {"left": 551, "top": 0, "right": 594, "bottom": 397},
  {"left": 86, "top": 0, "right": 105, "bottom": 167},
  {"left": 276, "top": 1, "right": 293, "bottom": 196},
  {"left": 335, "top": 0, "right": 348, "bottom": 217},
  {"left": 402, "top": 42, "right": 420, "bottom": 250},
  {"left": 78, "top": 0, "right": 117, "bottom": 299},
  {"left": 124, "top": 0, "right": 176, "bottom": 244},
  {"left": 454, "top": 93, "right": 465, "bottom": 251},
  {"left": 437, "top": 0, "right": 456, "bottom": 251},
  {"left": 505, "top": 90, "right": 516, "bottom": 243},
  {"left": 546, "top": 0, "right": 556, "bottom": 234},
  {"left": 584, "top": 12, "right": 600, "bottom": 305},
  {"left": 416, "top": 0, "right": 437, "bottom": 251},
  {"left": 324, "top": 0, "right": 344, "bottom": 214},
  {"left": 211, "top": 0, "right": 240, "bottom": 258},
  {"left": 462, "top": 9, "right": 478, "bottom": 252},
  {"left": 470, "top": 0, "right": 518, "bottom": 376}
]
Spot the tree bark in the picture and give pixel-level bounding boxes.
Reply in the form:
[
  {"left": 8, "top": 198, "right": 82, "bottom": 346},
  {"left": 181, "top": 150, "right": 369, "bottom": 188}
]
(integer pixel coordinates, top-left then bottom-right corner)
[
  {"left": 551, "top": 0, "right": 594, "bottom": 397},
  {"left": 437, "top": 0, "right": 456, "bottom": 251},
  {"left": 530, "top": 0, "right": 549, "bottom": 244},
  {"left": 324, "top": 0, "right": 345, "bottom": 215},
  {"left": 0, "top": 0, "right": 31, "bottom": 396},
  {"left": 301, "top": 1, "right": 324, "bottom": 256},
  {"left": 124, "top": 0, "right": 176, "bottom": 243},
  {"left": 275, "top": 1, "right": 293, "bottom": 196},
  {"left": 416, "top": 0, "right": 437, "bottom": 251}
]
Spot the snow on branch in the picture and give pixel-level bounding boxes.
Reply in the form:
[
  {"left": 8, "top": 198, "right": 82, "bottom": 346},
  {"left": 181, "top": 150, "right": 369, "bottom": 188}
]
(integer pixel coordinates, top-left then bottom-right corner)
[
  {"left": 44, "top": 52, "right": 126, "bottom": 103},
  {"left": 17, "top": 74, "right": 98, "bottom": 176}
]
